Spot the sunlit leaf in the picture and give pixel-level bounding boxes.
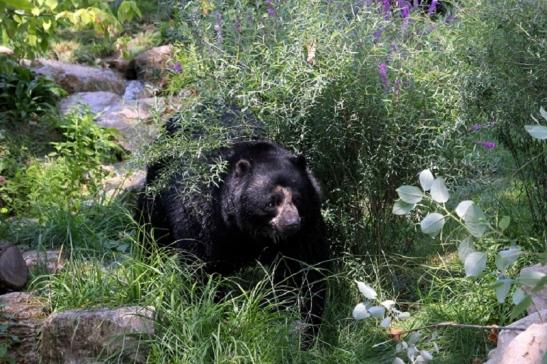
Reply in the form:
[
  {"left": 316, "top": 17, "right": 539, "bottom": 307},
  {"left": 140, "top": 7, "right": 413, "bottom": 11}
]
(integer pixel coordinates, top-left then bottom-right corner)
[
  {"left": 524, "top": 125, "right": 547, "bottom": 140},
  {"left": 420, "top": 212, "right": 445, "bottom": 236},
  {"left": 419, "top": 169, "right": 434, "bottom": 191},
  {"left": 352, "top": 303, "right": 370, "bottom": 320},
  {"left": 518, "top": 270, "right": 546, "bottom": 288},
  {"left": 356, "top": 281, "right": 377, "bottom": 300},
  {"left": 397, "top": 311, "right": 411, "bottom": 320},
  {"left": 494, "top": 278, "right": 512, "bottom": 303},
  {"left": 458, "top": 238, "right": 475, "bottom": 262},
  {"left": 368, "top": 306, "right": 386, "bottom": 318},
  {"left": 421, "top": 350, "right": 433, "bottom": 361},
  {"left": 495, "top": 246, "right": 521, "bottom": 272},
  {"left": 463, "top": 204, "right": 488, "bottom": 238},
  {"left": 430, "top": 177, "right": 449, "bottom": 203},
  {"left": 381, "top": 300, "right": 396, "bottom": 310},
  {"left": 393, "top": 358, "right": 405, "bottom": 364},
  {"left": 455, "top": 200, "right": 474, "bottom": 219},
  {"left": 512, "top": 287, "right": 527, "bottom": 305},
  {"left": 380, "top": 316, "right": 392, "bottom": 328},
  {"left": 396, "top": 185, "right": 423, "bottom": 204},
  {"left": 464, "top": 252, "right": 486, "bottom": 277},
  {"left": 392, "top": 200, "right": 416, "bottom": 215}
]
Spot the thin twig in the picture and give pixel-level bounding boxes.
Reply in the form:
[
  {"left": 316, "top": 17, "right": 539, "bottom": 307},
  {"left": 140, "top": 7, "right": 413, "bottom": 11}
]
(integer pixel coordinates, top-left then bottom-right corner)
[{"left": 397, "top": 321, "right": 528, "bottom": 335}]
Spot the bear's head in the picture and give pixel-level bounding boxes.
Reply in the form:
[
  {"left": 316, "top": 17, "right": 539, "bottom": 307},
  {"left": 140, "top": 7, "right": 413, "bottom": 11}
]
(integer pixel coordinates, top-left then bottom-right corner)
[{"left": 222, "top": 141, "right": 321, "bottom": 244}]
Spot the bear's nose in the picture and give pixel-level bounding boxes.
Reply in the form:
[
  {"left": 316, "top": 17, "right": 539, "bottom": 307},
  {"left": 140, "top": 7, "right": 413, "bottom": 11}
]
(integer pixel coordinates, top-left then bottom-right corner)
[{"left": 281, "top": 214, "right": 301, "bottom": 234}]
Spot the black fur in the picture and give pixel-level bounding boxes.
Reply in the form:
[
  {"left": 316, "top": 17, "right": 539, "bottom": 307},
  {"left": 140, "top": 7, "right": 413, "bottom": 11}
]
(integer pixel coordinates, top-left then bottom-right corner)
[{"left": 139, "top": 138, "right": 330, "bottom": 349}]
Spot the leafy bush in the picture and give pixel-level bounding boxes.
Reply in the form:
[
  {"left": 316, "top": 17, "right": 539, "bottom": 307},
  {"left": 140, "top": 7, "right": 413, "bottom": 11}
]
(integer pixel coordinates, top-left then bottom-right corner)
[
  {"left": 1, "top": 109, "right": 121, "bottom": 217},
  {"left": 457, "top": 0, "right": 547, "bottom": 232},
  {"left": 153, "top": 0, "right": 467, "bottom": 254},
  {"left": 0, "top": 57, "right": 65, "bottom": 122}
]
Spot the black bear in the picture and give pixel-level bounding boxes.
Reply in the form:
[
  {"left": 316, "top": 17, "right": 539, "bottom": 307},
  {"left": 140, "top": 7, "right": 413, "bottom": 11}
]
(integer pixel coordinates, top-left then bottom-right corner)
[{"left": 138, "top": 122, "right": 330, "bottom": 348}]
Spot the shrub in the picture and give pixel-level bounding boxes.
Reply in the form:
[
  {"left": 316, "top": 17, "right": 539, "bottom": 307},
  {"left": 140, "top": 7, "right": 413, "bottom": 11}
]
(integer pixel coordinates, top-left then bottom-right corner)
[{"left": 153, "top": 0, "right": 467, "bottom": 254}]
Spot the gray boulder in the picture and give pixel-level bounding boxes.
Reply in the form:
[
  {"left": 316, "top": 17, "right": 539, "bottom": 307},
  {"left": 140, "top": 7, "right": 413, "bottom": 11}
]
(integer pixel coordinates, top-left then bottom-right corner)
[
  {"left": 33, "top": 59, "right": 126, "bottom": 94},
  {"left": 133, "top": 45, "right": 173, "bottom": 85},
  {"left": 40, "top": 306, "right": 154, "bottom": 364},
  {"left": 23, "top": 249, "right": 64, "bottom": 274},
  {"left": 0, "top": 292, "right": 49, "bottom": 364}
]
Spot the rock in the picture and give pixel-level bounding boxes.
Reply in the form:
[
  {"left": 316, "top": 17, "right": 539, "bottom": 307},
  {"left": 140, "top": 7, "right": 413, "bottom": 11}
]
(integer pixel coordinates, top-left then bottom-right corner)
[
  {"left": 103, "top": 162, "right": 146, "bottom": 198},
  {"left": 494, "top": 323, "right": 547, "bottom": 364},
  {"left": 40, "top": 306, "right": 154, "bottom": 364},
  {"left": 32, "top": 59, "right": 126, "bottom": 94},
  {"left": 485, "top": 309, "right": 547, "bottom": 364},
  {"left": 0, "top": 292, "right": 49, "bottom": 364},
  {"left": 0, "top": 243, "right": 28, "bottom": 293},
  {"left": 95, "top": 97, "right": 179, "bottom": 153},
  {"left": 520, "top": 264, "right": 547, "bottom": 314},
  {"left": 133, "top": 45, "right": 173, "bottom": 85},
  {"left": 103, "top": 57, "right": 137, "bottom": 79},
  {"left": 22, "top": 250, "right": 64, "bottom": 274},
  {"left": 59, "top": 92, "right": 180, "bottom": 153},
  {"left": 0, "top": 46, "right": 14, "bottom": 56},
  {"left": 59, "top": 91, "right": 121, "bottom": 115},
  {"left": 123, "top": 80, "right": 154, "bottom": 100}
]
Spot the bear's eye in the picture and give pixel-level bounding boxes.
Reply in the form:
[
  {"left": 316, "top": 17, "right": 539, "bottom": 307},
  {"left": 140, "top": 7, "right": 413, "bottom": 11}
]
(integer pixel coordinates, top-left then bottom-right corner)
[{"left": 267, "top": 194, "right": 282, "bottom": 209}]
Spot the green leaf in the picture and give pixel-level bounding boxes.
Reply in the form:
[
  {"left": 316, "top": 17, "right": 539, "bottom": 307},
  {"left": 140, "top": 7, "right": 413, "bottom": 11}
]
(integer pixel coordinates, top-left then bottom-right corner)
[
  {"left": 392, "top": 200, "right": 415, "bottom": 215},
  {"left": 420, "top": 212, "right": 445, "bottom": 236},
  {"left": 495, "top": 246, "right": 521, "bottom": 272},
  {"left": 524, "top": 125, "right": 547, "bottom": 140},
  {"left": 457, "top": 238, "right": 475, "bottom": 262},
  {"left": 518, "top": 270, "right": 546, "bottom": 288},
  {"left": 418, "top": 169, "right": 434, "bottom": 191},
  {"left": 44, "top": 0, "right": 57, "bottom": 10},
  {"left": 430, "top": 177, "right": 449, "bottom": 203},
  {"left": 396, "top": 185, "right": 423, "bottom": 204},
  {"left": 510, "top": 295, "right": 532, "bottom": 320},
  {"left": 463, "top": 204, "right": 488, "bottom": 238},
  {"left": 1, "top": 0, "right": 32, "bottom": 10},
  {"left": 455, "top": 200, "right": 474, "bottom": 219},
  {"left": 464, "top": 251, "right": 486, "bottom": 277},
  {"left": 499, "top": 216, "right": 510, "bottom": 231},
  {"left": 512, "top": 287, "right": 527, "bottom": 305},
  {"left": 494, "top": 278, "right": 512, "bottom": 303}
]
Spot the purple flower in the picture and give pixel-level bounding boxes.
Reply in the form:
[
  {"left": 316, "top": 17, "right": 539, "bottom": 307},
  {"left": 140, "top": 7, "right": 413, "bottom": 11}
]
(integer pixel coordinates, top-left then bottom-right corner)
[
  {"left": 428, "top": 0, "right": 438, "bottom": 16},
  {"left": 382, "top": 0, "right": 391, "bottom": 19},
  {"left": 265, "top": 0, "right": 276, "bottom": 17},
  {"left": 171, "top": 62, "right": 183, "bottom": 73},
  {"left": 378, "top": 63, "right": 389, "bottom": 89},
  {"left": 397, "top": 0, "right": 410, "bottom": 18},
  {"left": 373, "top": 28, "right": 383, "bottom": 42},
  {"left": 476, "top": 140, "right": 497, "bottom": 150}
]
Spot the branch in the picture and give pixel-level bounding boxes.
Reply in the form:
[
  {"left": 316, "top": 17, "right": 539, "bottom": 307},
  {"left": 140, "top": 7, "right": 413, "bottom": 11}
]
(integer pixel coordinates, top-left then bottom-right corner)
[{"left": 393, "top": 321, "right": 528, "bottom": 337}]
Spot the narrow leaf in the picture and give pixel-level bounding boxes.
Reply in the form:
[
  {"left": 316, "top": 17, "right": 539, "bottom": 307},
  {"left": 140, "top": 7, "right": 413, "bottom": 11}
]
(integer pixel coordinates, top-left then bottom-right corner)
[
  {"left": 464, "top": 252, "right": 486, "bottom": 277},
  {"left": 430, "top": 177, "right": 450, "bottom": 203},
  {"left": 512, "top": 287, "right": 527, "bottom": 305},
  {"left": 420, "top": 213, "right": 445, "bottom": 236},
  {"left": 524, "top": 125, "right": 547, "bottom": 140},
  {"left": 499, "top": 216, "right": 510, "bottom": 231},
  {"left": 397, "top": 311, "right": 411, "bottom": 320},
  {"left": 381, "top": 300, "right": 396, "bottom": 310},
  {"left": 540, "top": 106, "right": 547, "bottom": 121},
  {"left": 419, "top": 169, "right": 434, "bottom": 191},
  {"left": 396, "top": 185, "right": 423, "bottom": 204},
  {"left": 392, "top": 200, "right": 416, "bottom": 215}
]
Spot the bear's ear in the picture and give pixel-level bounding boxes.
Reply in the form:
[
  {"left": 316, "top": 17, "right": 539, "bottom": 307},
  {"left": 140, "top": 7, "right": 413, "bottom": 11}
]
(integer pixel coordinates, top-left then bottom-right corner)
[
  {"left": 292, "top": 154, "right": 307, "bottom": 169},
  {"left": 235, "top": 159, "right": 251, "bottom": 177}
]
